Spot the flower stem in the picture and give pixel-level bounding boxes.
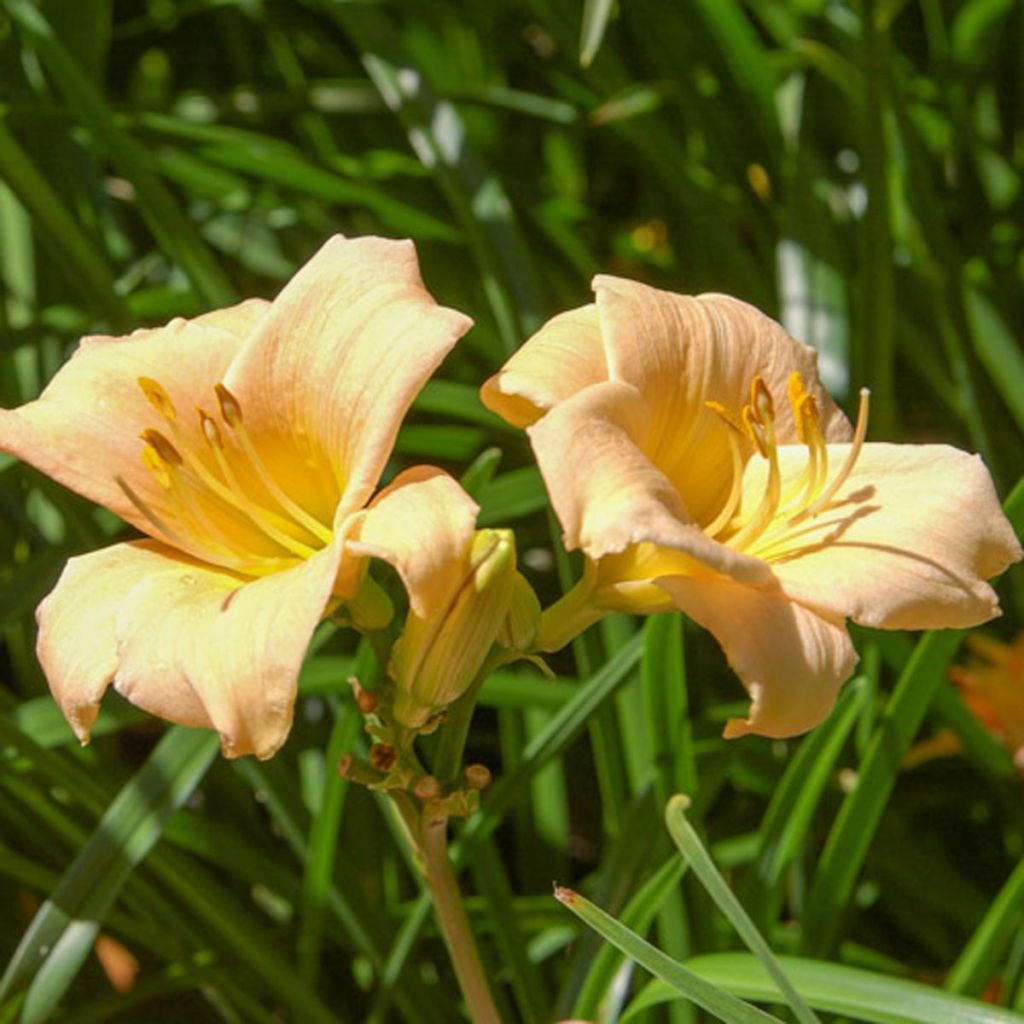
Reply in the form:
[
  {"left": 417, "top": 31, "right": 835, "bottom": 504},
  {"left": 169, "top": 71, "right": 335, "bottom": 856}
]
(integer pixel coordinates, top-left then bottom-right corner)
[{"left": 420, "top": 810, "right": 501, "bottom": 1024}]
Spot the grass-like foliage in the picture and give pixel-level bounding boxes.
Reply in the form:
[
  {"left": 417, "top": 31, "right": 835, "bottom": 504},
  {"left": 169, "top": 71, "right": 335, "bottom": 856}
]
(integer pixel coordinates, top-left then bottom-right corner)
[{"left": 1, "top": 0, "right": 1023, "bottom": 1021}]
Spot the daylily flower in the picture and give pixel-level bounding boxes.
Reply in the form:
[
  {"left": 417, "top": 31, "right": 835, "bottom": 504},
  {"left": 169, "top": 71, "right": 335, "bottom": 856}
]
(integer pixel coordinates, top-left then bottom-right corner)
[
  {"left": 1, "top": 235, "right": 473, "bottom": 759},
  {"left": 950, "top": 633, "right": 1024, "bottom": 768},
  {"left": 481, "top": 275, "right": 1022, "bottom": 738}
]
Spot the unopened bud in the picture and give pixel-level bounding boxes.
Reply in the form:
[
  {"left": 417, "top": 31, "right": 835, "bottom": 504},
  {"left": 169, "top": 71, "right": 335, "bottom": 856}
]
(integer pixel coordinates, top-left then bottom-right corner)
[
  {"left": 392, "top": 529, "right": 516, "bottom": 729},
  {"left": 414, "top": 775, "right": 442, "bottom": 802},
  {"left": 369, "top": 743, "right": 397, "bottom": 773},
  {"left": 498, "top": 571, "right": 541, "bottom": 651},
  {"left": 464, "top": 764, "right": 492, "bottom": 791}
]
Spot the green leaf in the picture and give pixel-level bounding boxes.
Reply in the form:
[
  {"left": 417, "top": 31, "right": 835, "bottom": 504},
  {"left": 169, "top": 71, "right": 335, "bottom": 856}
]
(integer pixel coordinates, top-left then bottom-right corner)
[
  {"left": 580, "top": 0, "right": 616, "bottom": 67},
  {"left": 554, "top": 887, "right": 784, "bottom": 1024},
  {"left": 625, "top": 954, "right": 1024, "bottom": 1024},
  {"left": 665, "top": 796, "right": 822, "bottom": 1024},
  {"left": 0, "top": 727, "right": 218, "bottom": 1022}
]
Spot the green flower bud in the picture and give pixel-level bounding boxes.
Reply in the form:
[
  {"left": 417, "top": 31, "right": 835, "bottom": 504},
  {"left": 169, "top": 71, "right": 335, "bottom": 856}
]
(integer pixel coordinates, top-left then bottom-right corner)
[{"left": 391, "top": 529, "right": 516, "bottom": 729}]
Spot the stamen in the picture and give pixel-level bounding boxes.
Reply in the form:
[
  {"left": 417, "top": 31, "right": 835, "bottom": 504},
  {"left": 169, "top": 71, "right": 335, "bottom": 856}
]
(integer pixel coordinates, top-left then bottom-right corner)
[
  {"left": 726, "top": 441, "right": 781, "bottom": 552},
  {"left": 140, "top": 428, "right": 183, "bottom": 467},
  {"left": 214, "top": 384, "right": 334, "bottom": 545},
  {"left": 750, "top": 376, "right": 774, "bottom": 426},
  {"left": 704, "top": 426, "right": 744, "bottom": 538},
  {"left": 138, "top": 377, "right": 176, "bottom": 422},
  {"left": 115, "top": 473, "right": 297, "bottom": 578},
  {"left": 789, "top": 387, "right": 870, "bottom": 525},
  {"left": 742, "top": 406, "right": 768, "bottom": 458},
  {"left": 115, "top": 473, "right": 189, "bottom": 548},
  {"left": 140, "top": 422, "right": 320, "bottom": 561}
]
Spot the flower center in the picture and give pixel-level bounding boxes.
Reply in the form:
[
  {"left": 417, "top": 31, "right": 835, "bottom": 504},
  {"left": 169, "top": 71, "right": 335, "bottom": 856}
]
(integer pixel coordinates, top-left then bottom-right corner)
[
  {"left": 114, "top": 377, "right": 334, "bottom": 576},
  {"left": 703, "top": 372, "right": 869, "bottom": 559}
]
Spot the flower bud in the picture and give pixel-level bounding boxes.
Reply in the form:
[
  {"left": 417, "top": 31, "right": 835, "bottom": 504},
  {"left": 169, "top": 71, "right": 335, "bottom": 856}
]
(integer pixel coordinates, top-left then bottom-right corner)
[
  {"left": 498, "top": 571, "right": 541, "bottom": 651},
  {"left": 391, "top": 529, "right": 516, "bottom": 729}
]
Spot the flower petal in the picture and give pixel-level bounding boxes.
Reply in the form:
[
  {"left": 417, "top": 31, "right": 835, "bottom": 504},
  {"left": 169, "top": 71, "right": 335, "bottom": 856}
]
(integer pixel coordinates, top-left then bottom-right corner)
[
  {"left": 37, "top": 536, "right": 344, "bottom": 759},
  {"left": 345, "top": 466, "right": 479, "bottom": 618},
  {"left": 656, "top": 575, "right": 858, "bottom": 738},
  {"left": 593, "top": 276, "right": 851, "bottom": 523},
  {"left": 480, "top": 304, "right": 607, "bottom": 427},
  {"left": 0, "top": 301, "right": 268, "bottom": 536},
  {"left": 528, "top": 380, "right": 770, "bottom": 583},
  {"left": 223, "top": 236, "right": 473, "bottom": 520},
  {"left": 753, "top": 443, "right": 1023, "bottom": 629}
]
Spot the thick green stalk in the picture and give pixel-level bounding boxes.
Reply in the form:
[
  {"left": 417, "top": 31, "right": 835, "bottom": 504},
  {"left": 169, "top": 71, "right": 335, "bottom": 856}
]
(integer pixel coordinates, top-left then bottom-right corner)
[{"left": 419, "top": 811, "right": 501, "bottom": 1024}]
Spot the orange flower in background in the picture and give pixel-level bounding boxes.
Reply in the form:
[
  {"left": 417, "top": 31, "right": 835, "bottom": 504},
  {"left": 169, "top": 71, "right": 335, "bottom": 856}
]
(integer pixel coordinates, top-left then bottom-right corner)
[
  {"left": 951, "top": 633, "right": 1024, "bottom": 768},
  {"left": 0, "top": 236, "right": 473, "bottom": 759},
  {"left": 482, "top": 275, "right": 1021, "bottom": 739}
]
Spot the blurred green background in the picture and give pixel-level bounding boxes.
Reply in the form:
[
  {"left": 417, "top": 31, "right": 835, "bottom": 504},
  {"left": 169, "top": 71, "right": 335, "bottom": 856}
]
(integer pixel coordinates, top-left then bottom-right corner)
[{"left": 1, "top": 0, "right": 1023, "bottom": 1021}]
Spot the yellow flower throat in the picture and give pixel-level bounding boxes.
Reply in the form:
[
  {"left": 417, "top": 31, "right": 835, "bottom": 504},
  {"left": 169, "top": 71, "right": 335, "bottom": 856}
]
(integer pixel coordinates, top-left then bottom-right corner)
[
  {"left": 704, "top": 372, "right": 869, "bottom": 560},
  {"left": 115, "top": 377, "right": 334, "bottom": 576}
]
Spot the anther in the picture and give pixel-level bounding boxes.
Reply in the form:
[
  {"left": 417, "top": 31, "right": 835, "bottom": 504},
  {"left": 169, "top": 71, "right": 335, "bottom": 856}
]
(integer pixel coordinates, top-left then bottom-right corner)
[
  {"left": 138, "top": 377, "right": 176, "bottom": 422},
  {"left": 215, "top": 383, "right": 243, "bottom": 428},
  {"left": 140, "top": 429, "right": 183, "bottom": 466},
  {"left": 198, "top": 410, "right": 222, "bottom": 449},
  {"left": 751, "top": 376, "right": 774, "bottom": 426},
  {"left": 791, "top": 387, "right": 870, "bottom": 523}
]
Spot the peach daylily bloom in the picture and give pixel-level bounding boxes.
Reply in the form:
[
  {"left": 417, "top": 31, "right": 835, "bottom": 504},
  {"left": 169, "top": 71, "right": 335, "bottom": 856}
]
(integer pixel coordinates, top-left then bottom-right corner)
[
  {"left": 950, "top": 633, "right": 1024, "bottom": 768},
  {"left": 1, "top": 235, "right": 473, "bottom": 759},
  {"left": 482, "top": 275, "right": 1021, "bottom": 739}
]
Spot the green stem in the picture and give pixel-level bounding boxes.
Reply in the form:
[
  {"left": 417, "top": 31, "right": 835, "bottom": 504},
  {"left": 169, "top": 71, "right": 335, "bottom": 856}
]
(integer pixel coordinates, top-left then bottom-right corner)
[
  {"left": 433, "top": 650, "right": 503, "bottom": 787},
  {"left": 534, "top": 574, "right": 604, "bottom": 654},
  {"left": 420, "top": 811, "right": 502, "bottom": 1024}
]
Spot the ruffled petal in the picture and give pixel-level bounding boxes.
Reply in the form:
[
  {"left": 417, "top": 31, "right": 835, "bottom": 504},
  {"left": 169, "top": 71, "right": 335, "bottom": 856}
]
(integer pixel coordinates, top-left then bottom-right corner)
[
  {"left": 0, "top": 301, "right": 268, "bottom": 536},
  {"left": 528, "top": 380, "right": 770, "bottom": 583},
  {"left": 37, "top": 536, "right": 344, "bottom": 759},
  {"left": 656, "top": 575, "right": 858, "bottom": 738},
  {"left": 594, "top": 276, "right": 851, "bottom": 523},
  {"left": 223, "top": 236, "right": 473, "bottom": 521},
  {"left": 345, "top": 466, "right": 479, "bottom": 618},
  {"left": 480, "top": 304, "right": 607, "bottom": 427},
  {"left": 752, "top": 443, "right": 1023, "bottom": 629}
]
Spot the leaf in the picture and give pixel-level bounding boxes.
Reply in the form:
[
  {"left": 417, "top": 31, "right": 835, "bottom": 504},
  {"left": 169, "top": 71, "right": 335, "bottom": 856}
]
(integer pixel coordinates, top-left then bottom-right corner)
[{"left": 0, "top": 727, "right": 218, "bottom": 1023}]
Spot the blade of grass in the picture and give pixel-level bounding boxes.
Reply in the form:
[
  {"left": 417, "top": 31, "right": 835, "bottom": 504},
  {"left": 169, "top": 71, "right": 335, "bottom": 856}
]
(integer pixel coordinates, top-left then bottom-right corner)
[
  {"left": 803, "top": 477, "right": 1024, "bottom": 953},
  {"left": 0, "top": 726, "right": 218, "bottom": 1023},
  {"left": 0, "top": 120, "right": 131, "bottom": 329},
  {"left": 626, "top": 955, "right": 1024, "bottom": 1024},
  {"left": 744, "top": 677, "right": 868, "bottom": 929},
  {"left": 554, "top": 887, "right": 785, "bottom": 1024},
  {"left": 571, "top": 854, "right": 687, "bottom": 1020},
  {"left": 945, "top": 856, "right": 1024, "bottom": 997},
  {"left": 800, "top": 628, "right": 962, "bottom": 954},
  {"left": 5, "top": 0, "right": 235, "bottom": 306},
  {"left": 580, "top": 0, "right": 616, "bottom": 67},
  {"left": 666, "top": 795, "right": 822, "bottom": 1024}
]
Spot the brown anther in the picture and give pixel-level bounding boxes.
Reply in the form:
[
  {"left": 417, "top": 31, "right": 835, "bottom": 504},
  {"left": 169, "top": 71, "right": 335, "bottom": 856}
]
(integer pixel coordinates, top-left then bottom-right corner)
[
  {"left": 198, "top": 409, "right": 223, "bottom": 448},
  {"left": 414, "top": 775, "right": 442, "bottom": 802},
  {"left": 140, "top": 428, "right": 183, "bottom": 466},
  {"left": 138, "top": 376, "right": 176, "bottom": 422},
  {"left": 356, "top": 689, "right": 379, "bottom": 715},
  {"left": 750, "top": 376, "right": 774, "bottom": 425},
  {"left": 464, "top": 763, "right": 492, "bottom": 791},
  {"left": 337, "top": 753, "right": 354, "bottom": 778},
  {"left": 369, "top": 743, "right": 397, "bottom": 773},
  {"left": 215, "top": 383, "right": 243, "bottom": 427}
]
